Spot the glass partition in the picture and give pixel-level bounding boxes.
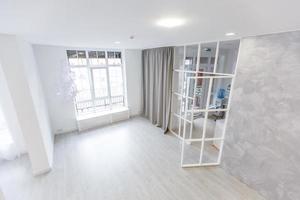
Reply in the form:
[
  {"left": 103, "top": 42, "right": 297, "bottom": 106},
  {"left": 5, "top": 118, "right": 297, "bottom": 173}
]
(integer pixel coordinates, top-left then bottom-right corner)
[
  {"left": 185, "top": 45, "right": 198, "bottom": 71},
  {"left": 215, "top": 40, "right": 240, "bottom": 74},
  {"left": 199, "top": 42, "right": 217, "bottom": 73},
  {"left": 174, "top": 46, "right": 184, "bottom": 70},
  {"left": 170, "top": 40, "right": 240, "bottom": 167}
]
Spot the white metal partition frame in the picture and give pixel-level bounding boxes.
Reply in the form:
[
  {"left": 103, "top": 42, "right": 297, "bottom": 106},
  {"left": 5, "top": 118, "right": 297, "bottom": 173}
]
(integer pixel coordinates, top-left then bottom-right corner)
[{"left": 170, "top": 40, "right": 240, "bottom": 168}]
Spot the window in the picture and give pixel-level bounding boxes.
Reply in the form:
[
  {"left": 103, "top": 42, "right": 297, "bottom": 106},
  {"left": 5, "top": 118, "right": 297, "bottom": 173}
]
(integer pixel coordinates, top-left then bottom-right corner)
[{"left": 67, "top": 50, "right": 126, "bottom": 116}]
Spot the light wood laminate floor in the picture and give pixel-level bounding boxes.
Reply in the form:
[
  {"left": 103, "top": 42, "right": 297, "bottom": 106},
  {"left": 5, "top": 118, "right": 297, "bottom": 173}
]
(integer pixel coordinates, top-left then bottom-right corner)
[{"left": 0, "top": 117, "right": 265, "bottom": 200}]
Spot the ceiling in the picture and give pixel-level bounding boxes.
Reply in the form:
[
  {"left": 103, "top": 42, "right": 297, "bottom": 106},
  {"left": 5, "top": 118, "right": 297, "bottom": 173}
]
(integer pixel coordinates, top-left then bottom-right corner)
[{"left": 0, "top": 0, "right": 300, "bottom": 49}]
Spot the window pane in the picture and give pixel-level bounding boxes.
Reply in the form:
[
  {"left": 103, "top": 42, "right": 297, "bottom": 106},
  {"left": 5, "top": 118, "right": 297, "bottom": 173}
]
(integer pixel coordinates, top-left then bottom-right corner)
[
  {"left": 97, "top": 51, "right": 106, "bottom": 65},
  {"left": 67, "top": 50, "right": 77, "bottom": 65},
  {"left": 88, "top": 51, "right": 97, "bottom": 58},
  {"left": 108, "top": 51, "right": 122, "bottom": 65},
  {"left": 185, "top": 45, "right": 198, "bottom": 71},
  {"left": 92, "top": 68, "right": 108, "bottom": 98},
  {"left": 88, "top": 51, "right": 98, "bottom": 65},
  {"left": 77, "top": 51, "right": 87, "bottom": 65},
  {"left": 71, "top": 68, "right": 91, "bottom": 101},
  {"left": 97, "top": 51, "right": 105, "bottom": 58},
  {"left": 67, "top": 50, "right": 77, "bottom": 58},
  {"left": 199, "top": 43, "right": 217, "bottom": 72},
  {"left": 109, "top": 67, "right": 123, "bottom": 97},
  {"left": 174, "top": 46, "right": 184, "bottom": 69},
  {"left": 215, "top": 40, "right": 240, "bottom": 74},
  {"left": 77, "top": 51, "right": 86, "bottom": 58},
  {"left": 89, "top": 51, "right": 106, "bottom": 65},
  {"left": 67, "top": 50, "right": 87, "bottom": 65}
]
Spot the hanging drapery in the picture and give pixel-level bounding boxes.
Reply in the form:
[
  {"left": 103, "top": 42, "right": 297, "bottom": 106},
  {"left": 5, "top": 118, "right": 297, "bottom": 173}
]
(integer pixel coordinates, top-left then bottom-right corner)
[{"left": 142, "top": 47, "right": 174, "bottom": 132}]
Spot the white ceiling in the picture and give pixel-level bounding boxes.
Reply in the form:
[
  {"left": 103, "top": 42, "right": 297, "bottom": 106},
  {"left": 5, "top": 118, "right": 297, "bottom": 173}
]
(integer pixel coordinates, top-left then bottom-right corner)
[{"left": 0, "top": 0, "right": 300, "bottom": 49}]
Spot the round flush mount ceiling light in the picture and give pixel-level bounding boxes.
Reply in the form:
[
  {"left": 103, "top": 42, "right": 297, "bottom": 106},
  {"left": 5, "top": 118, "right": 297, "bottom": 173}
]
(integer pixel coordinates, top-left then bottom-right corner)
[
  {"left": 114, "top": 41, "right": 121, "bottom": 44},
  {"left": 225, "top": 32, "right": 236, "bottom": 36},
  {"left": 156, "top": 18, "right": 185, "bottom": 28}
]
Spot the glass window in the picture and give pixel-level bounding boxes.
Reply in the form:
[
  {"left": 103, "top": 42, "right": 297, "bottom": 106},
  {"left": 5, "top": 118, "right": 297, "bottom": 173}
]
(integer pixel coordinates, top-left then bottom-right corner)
[
  {"left": 109, "top": 67, "right": 123, "bottom": 97},
  {"left": 71, "top": 68, "right": 91, "bottom": 102},
  {"left": 199, "top": 43, "right": 217, "bottom": 72},
  {"left": 92, "top": 68, "right": 108, "bottom": 98},
  {"left": 185, "top": 45, "right": 198, "bottom": 71},
  {"left": 88, "top": 51, "right": 106, "bottom": 65},
  {"left": 67, "top": 50, "right": 125, "bottom": 116},
  {"left": 215, "top": 40, "right": 240, "bottom": 74},
  {"left": 107, "top": 51, "right": 122, "bottom": 65},
  {"left": 67, "top": 50, "right": 87, "bottom": 65}
]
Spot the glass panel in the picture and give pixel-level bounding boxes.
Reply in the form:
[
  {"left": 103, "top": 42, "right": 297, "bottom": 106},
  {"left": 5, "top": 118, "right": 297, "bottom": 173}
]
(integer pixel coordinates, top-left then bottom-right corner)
[
  {"left": 67, "top": 50, "right": 77, "bottom": 58},
  {"left": 172, "top": 71, "right": 185, "bottom": 94},
  {"left": 89, "top": 51, "right": 106, "bottom": 65},
  {"left": 108, "top": 51, "right": 122, "bottom": 65},
  {"left": 190, "top": 112, "right": 205, "bottom": 139},
  {"left": 71, "top": 68, "right": 91, "bottom": 102},
  {"left": 180, "top": 97, "right": 193, "bottom": 120},
  {"left": 194, "top": 73, "right": 209, "bottom": 110},
  {"left": 170, "top": 114, "right": 180, "bottom": 136},
  {"left": 202, "top": 140, "right": 220, "bottom": 163},
  {"left": 92, "top": 68, "right": 108, "bottom": 98},
  {"left": 182, "top": 141, "right": 201, "bottom": 165},
  {"left": 67, "top": 50, "right": 87, "bottom": 65},
  {"left": 97, "top": 51, "right": 105, "bottom": 58},
  {"left": 215, "top": 40, "right": 240, "bottom": 74},
  {"left": 88, "top": 51, "right": 98, "bottom": 65},
  {"left": 199, "top": 43, "right": 217, "bottom": 72},
  {"left": 206, "top": 111, "right": 227, "bottom": 139},
  {"left": 88, "top": 51, "right": 97, "bottom": 58},
  {"left": 109, "top": 67, "right": 123, "bottom": 97},
  {"left": 171, "top": 94, "right": 181, "bottom": 115},
  {"left": 209, "top": 78, "right": 232, "bottom": 110},
  {"left": 67, "top": 50, "right": 77, "bottom": 65},
  {"left": 185, "top": 45, "right": 198, "bottom": 71},
  {"left": 77, "top": 51, "right": 87, "bottom": 65},
  {"left": 97, "top": 51, "right": 106, "bottom": 65},
  {"left": 174, "top": 46, "right": 184, "bottom": 70},
  {"left": 182, "top": 72, "right": 195, "bottom": 97},
  {"left": 180, "top": 119, "right": 192, "bottom": 139}
]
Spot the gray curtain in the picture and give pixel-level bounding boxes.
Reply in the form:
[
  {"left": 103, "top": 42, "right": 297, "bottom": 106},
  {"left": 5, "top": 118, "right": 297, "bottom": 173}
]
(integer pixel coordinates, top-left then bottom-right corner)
[{"left": 142, "top": 47, "right": 174, "bottom": 132}]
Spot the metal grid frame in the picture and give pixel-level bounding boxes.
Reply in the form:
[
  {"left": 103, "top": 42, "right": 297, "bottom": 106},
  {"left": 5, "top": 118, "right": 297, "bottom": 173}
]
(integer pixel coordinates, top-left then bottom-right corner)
[{"left": 169, "top": 40, "right": 241, "bottom": 167}]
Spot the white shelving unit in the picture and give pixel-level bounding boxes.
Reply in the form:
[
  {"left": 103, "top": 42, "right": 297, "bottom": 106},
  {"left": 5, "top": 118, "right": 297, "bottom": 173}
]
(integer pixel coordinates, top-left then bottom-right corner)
[{"left": 169, "top": 40, "right": 240, "bottom": 167}]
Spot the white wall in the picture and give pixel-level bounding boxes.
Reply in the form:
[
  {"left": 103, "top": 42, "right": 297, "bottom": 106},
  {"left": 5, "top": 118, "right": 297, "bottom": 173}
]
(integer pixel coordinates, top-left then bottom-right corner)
[
  {"left": 0, "top": 34, "right": 53, "bottom": 175},
  {"left": 17, "top": 39, "right": 54, "bottom": 169},
  {"left": 33, "top": 45, "right": 143, "bottom": 134},
  {"left": 124, "top": 49, "right": 143, "bottom": 116},
  {"left": 33, "top": 45, "right": 78, "bottom": 134},
  {"left": 0, "top": 63, "right": 26, "bottom": 154}
]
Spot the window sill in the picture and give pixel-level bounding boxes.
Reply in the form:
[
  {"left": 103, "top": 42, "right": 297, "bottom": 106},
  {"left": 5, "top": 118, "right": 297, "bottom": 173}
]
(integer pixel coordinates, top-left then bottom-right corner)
[{"left": 76, "top": 107, "right": 129, "bottom": 121}]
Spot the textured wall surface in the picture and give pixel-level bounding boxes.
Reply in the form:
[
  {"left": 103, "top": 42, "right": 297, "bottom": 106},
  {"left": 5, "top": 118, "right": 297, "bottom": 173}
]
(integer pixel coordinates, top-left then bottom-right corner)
[{"left": 222, "top": 31, "right": 300, "bottom": 200}]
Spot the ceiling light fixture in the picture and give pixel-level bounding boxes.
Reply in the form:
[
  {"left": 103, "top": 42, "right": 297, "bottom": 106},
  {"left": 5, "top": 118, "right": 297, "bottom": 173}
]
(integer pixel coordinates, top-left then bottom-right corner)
[
  {"left": 156, "top": 18, "right": 185, "bottom": 28},
  {"left": 114, "top": 41, "right": 121, "bottom": 44},
  {"left": 225, "top": 32, "right": 236, "bottom": 36}
]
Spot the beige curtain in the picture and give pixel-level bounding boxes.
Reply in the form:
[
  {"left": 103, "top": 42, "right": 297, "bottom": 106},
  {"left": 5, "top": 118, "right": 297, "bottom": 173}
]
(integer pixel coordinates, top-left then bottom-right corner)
[{"left": 142, "top": 47, "right": 174, "bottom": 132}]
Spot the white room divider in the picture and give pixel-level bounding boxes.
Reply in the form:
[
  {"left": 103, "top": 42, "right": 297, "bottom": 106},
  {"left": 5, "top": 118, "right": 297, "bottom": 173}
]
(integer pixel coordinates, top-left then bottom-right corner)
[{"left": 170, "top": 40, "right": 240, "bottom": 167}]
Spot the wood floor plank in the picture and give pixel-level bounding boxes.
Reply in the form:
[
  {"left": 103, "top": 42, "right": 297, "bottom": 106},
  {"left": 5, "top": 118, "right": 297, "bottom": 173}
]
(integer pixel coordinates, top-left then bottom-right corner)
[{"left": 0, "top": 117, "right": 265, "bottom": 200}]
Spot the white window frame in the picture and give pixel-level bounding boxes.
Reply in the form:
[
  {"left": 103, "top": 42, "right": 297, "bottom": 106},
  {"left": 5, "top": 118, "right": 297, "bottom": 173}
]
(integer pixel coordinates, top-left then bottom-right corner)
[
  {"left": 169, "top": 40, "right": 240, "bottom": 168},
  {"left": 66, "top": 49, "right": 127, "bottom": 116}
]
